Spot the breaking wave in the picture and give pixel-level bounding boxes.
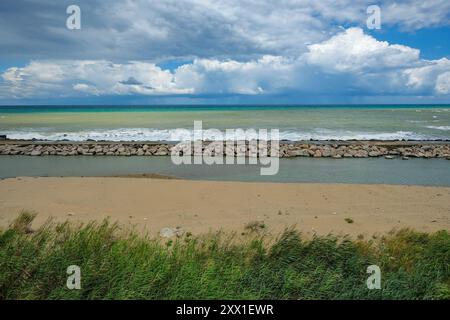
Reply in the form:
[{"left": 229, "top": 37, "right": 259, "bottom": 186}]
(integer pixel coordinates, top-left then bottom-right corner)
[
  {"left": 1, "top": 127, "right": 446, "bottom": 141},
  {"left": 426, "top": 126, "right": 450, "bottom": 131}
]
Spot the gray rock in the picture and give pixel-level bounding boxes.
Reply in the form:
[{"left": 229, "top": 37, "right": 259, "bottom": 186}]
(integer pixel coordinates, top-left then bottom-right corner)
[
  {"left": 343, "top": 153, "right": 353, "bottom": 158},
  {"left": 321, "top": 148, "right": 332, "bottom": 157},
  {"left": 30, "top": 150, "right": 42, "bottom": 156},
  {"left": 385, "top": 155, "right": 395, "bottom": 159},
  {"left": 159, "top": 227, "right": 184, "bottom": 238},
  {"left": 159, "top": 227, "right": 175, "bottom": 238},
  {"left": 287, "top": 149, "right": 309, "bottom": 157},
  {"left": 354, "top": 150, "right": 368, "bottom": 158},
  {"left": 155, "top": 149, "right": 168, "bottom": 156},
  {"left": 225, "top": 146, "right": 236, "bottom": 156},
  {"left": 313, "top": 150, "right": 322, "bottom": 158},
  {"left": 404, "top": 153, "right": 416, "bottom": 158}
]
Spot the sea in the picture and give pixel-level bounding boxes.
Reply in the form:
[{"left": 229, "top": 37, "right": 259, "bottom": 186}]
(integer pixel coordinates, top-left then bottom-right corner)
[{"left": 1, "top": 105, "right": 450, "bottom": 141}]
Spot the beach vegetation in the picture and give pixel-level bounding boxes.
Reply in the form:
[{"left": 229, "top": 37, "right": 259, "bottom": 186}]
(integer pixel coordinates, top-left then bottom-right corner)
[
  {"left": 0, "top": 212, "right": 449, "bottom": 300},
  {"left": 244, "top": 220, "right": 266, "bottom": 233},
  {"left": 345, "top": 218, "right": 354, "bottom": 224}
]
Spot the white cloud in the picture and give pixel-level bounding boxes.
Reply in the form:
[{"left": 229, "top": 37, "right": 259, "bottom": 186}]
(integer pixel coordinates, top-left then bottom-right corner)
[
  {"left": 174, "top": 56, "right": 298, "bottom": 94},
  {"left": 73, "top": 83, "right": 100, "bottom": 95},
  {"left": 1, "top": 60, "right": 192, "bottom": 98},
  {"left": 2, "top": 27, "right": 450, "bottom": 100},
  {"left": 382, "top": 0, "right": 450, "bottom": 30},
  {"left": 403, "top": 58, "right": 450, "bottom": 93},
  {"left": 304, "top": 28, "right": 421, "bottom": 72},
  {"left": 436, "top": 71, "right": 450, "bottom": 94}
]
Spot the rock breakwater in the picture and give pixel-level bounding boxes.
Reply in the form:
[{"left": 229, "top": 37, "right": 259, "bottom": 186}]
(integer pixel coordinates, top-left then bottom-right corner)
[{"left": 1, "top": 141, "right": 450, "bottom": 159}]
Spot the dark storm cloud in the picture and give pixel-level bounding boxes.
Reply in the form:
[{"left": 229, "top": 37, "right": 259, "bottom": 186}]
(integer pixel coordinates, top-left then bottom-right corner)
[
  {"left": 0, "top": 0, "right": 268, "bottom": 61},
  {"left": 2, "top": 0, "right": 450, "bottom": 62},
  {"left": 119, "top": 77, "right": 143, "bottom": 85}
]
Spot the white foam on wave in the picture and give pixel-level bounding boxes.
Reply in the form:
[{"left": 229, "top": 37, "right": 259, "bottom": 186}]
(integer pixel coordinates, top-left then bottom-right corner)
[
  {"left": 0, "top": 127, "right": 444, "bottom": 141},
  {"left": 426, "top": 126, "right": 450, "bottom": 131},
  {"left": 279, "top": 129, "right": 433, "bottom": 141}
]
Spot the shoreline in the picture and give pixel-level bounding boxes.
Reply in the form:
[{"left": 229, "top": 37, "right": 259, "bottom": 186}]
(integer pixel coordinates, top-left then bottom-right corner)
[
  {"left": 1, "top": 140, "right": 450, "bottom": 159},
  {"left": 1, "top": 177, "right": 449, "bottom": 237}
]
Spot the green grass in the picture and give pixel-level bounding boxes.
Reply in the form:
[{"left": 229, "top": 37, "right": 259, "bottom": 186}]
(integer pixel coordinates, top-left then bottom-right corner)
[{"left": 0, "top": 212, "right": 449, "bottom": 300}]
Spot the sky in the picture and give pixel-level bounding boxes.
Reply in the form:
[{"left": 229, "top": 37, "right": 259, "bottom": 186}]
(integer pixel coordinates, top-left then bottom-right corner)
[{"left": 1, "top": 0, "right": 450, "bottom": 105}]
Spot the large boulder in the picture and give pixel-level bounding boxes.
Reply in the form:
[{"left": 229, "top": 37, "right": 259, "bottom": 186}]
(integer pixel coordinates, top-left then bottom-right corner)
[{"left": 30, "top": 150, "right": 42, "bottom": 156}]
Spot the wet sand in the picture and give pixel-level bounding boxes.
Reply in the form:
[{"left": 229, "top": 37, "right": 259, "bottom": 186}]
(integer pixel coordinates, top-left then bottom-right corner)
[{"left": 0, "top": 177, "right": 449, "bottom": 237}]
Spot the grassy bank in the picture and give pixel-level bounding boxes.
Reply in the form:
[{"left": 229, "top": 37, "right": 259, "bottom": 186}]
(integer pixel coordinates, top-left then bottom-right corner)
[{"left": 0, "top": 212, "right": 449, "bottom": 300}]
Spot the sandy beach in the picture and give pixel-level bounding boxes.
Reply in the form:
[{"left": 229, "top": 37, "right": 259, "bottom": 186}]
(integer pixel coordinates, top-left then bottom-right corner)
[{"left": 0, "top": 177, "right": 449, "bottom": 237}]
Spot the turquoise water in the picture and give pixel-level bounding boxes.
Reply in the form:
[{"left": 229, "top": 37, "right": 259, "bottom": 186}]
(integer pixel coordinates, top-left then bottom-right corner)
[
  {"left": 0, "top": 105, "right": 449, "bottom": 113},
  {"left": 1, "top": 105, "right": 448, "bottom": 112},
  {"left": 1, "top": 156, "right": 449, "bottom": 186},
  {"left": 0, "top": 105, "right": 450, "bottom": 141}
]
